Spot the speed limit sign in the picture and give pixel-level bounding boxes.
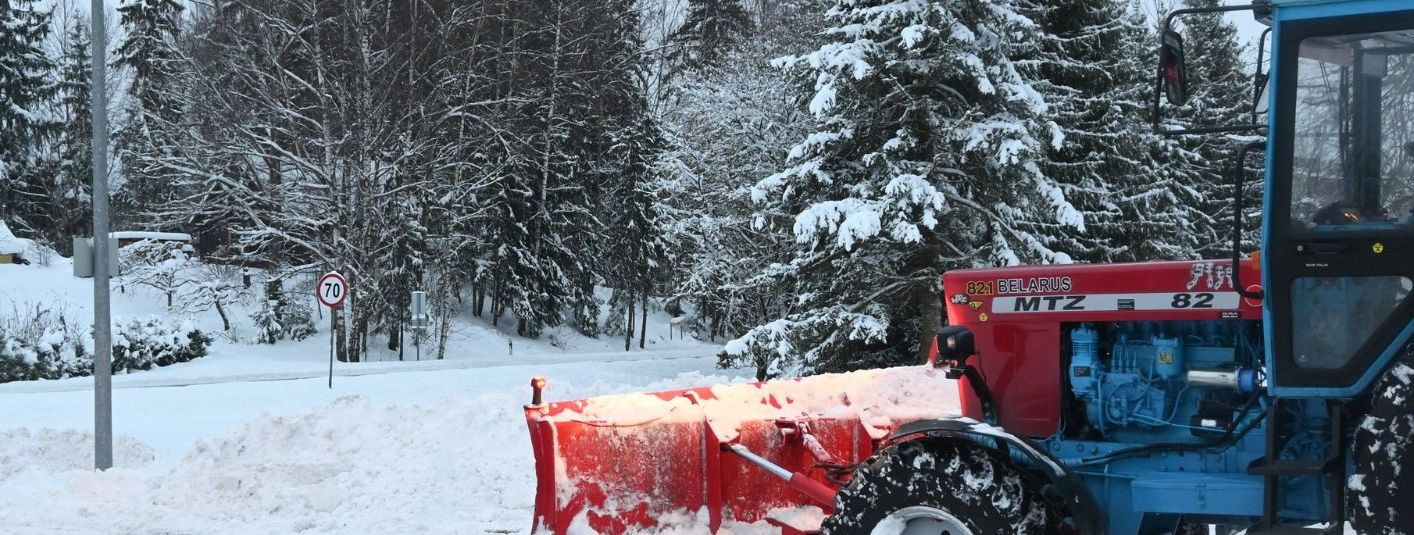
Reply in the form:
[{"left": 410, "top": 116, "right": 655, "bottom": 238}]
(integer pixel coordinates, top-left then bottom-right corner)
[{"left": 317, "top": 271, "right": 348, "bottom": 308}]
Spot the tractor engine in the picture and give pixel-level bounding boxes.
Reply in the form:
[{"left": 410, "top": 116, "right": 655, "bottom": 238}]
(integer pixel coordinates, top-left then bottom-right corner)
[{"left": 1066, "top": 321, "right": 1259, "bottom": 442}]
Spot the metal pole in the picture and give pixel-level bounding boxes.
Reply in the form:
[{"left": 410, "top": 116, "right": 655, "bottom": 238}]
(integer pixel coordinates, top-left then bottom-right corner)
[
  {"left": 90, "top": 0, "right": 112, "bottom": 471},
  {"left": 328, "top": 311, "right": 335, "bottom": 389}
]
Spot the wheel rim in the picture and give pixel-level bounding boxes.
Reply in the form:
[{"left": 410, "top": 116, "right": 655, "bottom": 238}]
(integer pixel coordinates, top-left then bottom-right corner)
[{"left": 874, "top": 505, "right": 973, "bottom": 535}]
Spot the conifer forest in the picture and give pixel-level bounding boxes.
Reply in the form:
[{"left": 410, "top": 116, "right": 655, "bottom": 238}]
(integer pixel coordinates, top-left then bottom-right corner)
[{"left": 0, "top": 0, "right": 1264, "bottom": 376}]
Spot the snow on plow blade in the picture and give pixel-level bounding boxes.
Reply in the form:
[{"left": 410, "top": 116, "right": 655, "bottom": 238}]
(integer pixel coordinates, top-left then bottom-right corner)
[{"left": 523, "top": 366, "right": 960, "bottom": 534}]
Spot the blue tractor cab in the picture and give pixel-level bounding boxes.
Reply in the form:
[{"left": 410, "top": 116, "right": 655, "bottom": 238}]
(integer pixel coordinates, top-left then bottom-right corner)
[{"left": 1145, "top": 1, "right": 1414, "bottom": 532}]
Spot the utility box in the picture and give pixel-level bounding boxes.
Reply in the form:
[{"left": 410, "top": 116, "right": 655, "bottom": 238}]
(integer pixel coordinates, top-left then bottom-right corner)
[{"left": 72, "top": 236, "right": 119, "bottom": 278}]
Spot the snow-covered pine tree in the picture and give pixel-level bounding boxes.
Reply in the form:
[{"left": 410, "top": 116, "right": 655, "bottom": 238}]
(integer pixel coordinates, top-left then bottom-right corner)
[
  {"left": 494, "top": 0, "right": 584, "bottom": 339},
  {"left": 657, "top": 5, "right": 822, "bottom": 342},
  {"left": 476, "top": 0, "right": 657, "bottom": 340},
  {"left": 668, "top": 0, "right": 753, "bottom": 72},
  {"left": 112, "top": 0, "right": 185, "bottom": 227},
  {"left": 1174, "top": 0, "right": 1261, "bottom": 257},
  {"left": 5, "top": 8, "right": 91, "bottom": 255},
  {"left": 0, "top": 0, "right": 55, "bottom": 236},
  {"left": 721, "top": 0, "right": 1081, "bottom": 379},
  {"left": 378, "top": 194, "right": 428, "bottom": 358},
  {"left": 606, "top": 117, "right": 671, "bottom": 348},
  {"left": 1027, "top": 0, "right": 1208, "bottom": 262},
  {"left": 49, "top": 10, "right": 93, "bottom": 253}
]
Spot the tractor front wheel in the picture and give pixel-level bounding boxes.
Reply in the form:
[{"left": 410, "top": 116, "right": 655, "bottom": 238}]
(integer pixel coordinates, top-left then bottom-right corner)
[
  {"left": 1351, "top": 345, "right": 1414, "bottom": 534},
  {"left": 820, "top": 440, "right": 1051, "bottom": 534}
]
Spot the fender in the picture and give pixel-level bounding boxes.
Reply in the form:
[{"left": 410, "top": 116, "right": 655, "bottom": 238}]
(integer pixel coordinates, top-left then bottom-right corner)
[{"left": 890, "top": 418, "right": 1106, "bottom": 535}]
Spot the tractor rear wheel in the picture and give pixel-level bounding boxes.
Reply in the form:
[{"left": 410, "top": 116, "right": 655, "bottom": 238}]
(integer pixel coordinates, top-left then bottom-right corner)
[
  {"left": 1351, "top": 345, "right": 1414, "bottom": 534},
  {"left": 820, "top": 440, "right": 1051, "bottom": 534}
]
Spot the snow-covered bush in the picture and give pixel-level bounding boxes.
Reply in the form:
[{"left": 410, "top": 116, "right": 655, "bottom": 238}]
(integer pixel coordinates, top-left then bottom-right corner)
[
  {"left": 278, "top": 299, "right": 316, "bottom": 341},
  {"left": 0, "top": 305, "right": 91, "bottom": 382},
  {"left": 0, "top": 305, "right": 211, "bottom": 383},
  {"left": 112, "top": 317, "right": 213, "bottom": 372},
  {"left": 251, "top": 297, "right": 315, "bottom": 344},
  {"left": 252, "top": 299, "right": 282, "bottom": 344}
]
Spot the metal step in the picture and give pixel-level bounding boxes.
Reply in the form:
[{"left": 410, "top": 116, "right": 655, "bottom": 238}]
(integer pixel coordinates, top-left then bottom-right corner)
[{"left": 1247, "top": 458, "right": 1338, "bottom": 476}]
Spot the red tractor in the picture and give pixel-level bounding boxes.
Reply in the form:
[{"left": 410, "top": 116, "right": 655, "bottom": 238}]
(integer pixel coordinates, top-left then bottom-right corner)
[{"left": 525, "top": 1, "right": 1414, "bottom": 533}]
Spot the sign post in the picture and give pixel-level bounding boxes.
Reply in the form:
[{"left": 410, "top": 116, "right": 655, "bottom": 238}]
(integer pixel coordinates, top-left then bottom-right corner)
[
  {"left": 317, "top": 272, "right": 348, "bottom": 387},
  {"left": 409, "top": 290, "right": 427, "bottom": 361}
]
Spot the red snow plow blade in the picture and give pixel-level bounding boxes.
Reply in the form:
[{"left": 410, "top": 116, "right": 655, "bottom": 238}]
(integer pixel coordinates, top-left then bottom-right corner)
[{"left": 523, "top": 366, "right": 960, "bottom": 534}]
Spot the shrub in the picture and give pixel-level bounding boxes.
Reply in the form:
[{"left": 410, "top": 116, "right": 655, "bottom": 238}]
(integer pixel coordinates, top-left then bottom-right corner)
[
  {"left": 0, "top": 304, "right": 90, "bottom": 381},
  {"left": 0, "top": 305, "right": 211, "bottom": 383},
  {"left": 278, "top": 298, "right": 315, "bottom": 341},
  {"left": 112, "top": 317, "right": 214, "bottom": 372},
  {"left": 253, "top": 299, "right": 282, "bottom": 344},
  {"left": 252, "top": 296, "right": 315, "bottom": 344}
]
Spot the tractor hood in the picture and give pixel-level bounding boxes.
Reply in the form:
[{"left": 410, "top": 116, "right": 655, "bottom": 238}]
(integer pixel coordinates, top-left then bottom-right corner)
[{"left": 944, "top": 259, "right": 1263, "bottom": 326}]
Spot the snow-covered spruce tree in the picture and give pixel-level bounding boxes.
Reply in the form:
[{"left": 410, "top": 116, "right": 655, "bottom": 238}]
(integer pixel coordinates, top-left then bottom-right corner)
[
  {"left": 378, "top": 194, "right": 427, "bottom": 357},
  {"left": 112, "top": 0, "right": 185, "bottom": 227},
  {"left": 473, "top": 0, "right": 657, "bottom": 340},
  {"left": 489, "top": 0, "right": 589, "bottom": 339},
  {"left": 1173, "top": 0, "right": 1261, "bottom": 257},
  {"left": 1027, "top": 0, "right": 1207, "bottom": 262},
  {"left": 721, "top": 0, "right": 1081, "bottom": 379},
  {"left": 0, "top": 0, "right": 55, "bottom": 236},
  {"left": 582, "top": 0, "right": 672, "bottom": 347},
  {"left": 657, "top": 6, "right": 822, "bottom": 342},
  {"left": 49, "top": 11, "right": 93, "bottom": 252},
  {"left": 8, "top": 9, "right": 92, "bottom": 256},
  {"left": 668, "top": 0, "right": 753, "bottom": 72},
  {"left": 606, "top": 117, "right": 671, "bottom": 349}
]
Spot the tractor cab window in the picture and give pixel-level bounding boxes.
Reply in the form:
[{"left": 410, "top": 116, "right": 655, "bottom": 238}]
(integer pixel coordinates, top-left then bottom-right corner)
[{"left": 1291, "top": 30, "right": 1414, "bottom": 232}]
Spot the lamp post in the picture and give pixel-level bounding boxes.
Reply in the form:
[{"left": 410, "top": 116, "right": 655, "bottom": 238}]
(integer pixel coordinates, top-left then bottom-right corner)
[{"left": 90, "top": 0, "right": 112, "bottom": 471}]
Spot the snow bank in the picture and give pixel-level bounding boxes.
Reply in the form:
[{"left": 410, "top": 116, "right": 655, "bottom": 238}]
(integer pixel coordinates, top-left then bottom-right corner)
[
  {"left": 0, "top": 368, "right": 746, "bottom": 533},
  {"left": 0, "top": 429, "right": 156, "bottom": 480}
]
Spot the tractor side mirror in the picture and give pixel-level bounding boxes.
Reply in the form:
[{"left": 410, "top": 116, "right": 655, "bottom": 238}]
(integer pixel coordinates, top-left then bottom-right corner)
[
  {"left": 1160, "top": 30, "right": 1189, "bottom": 106},
  {"left": 1253, "top": 72, "right": 1270, "bottom": 115}
]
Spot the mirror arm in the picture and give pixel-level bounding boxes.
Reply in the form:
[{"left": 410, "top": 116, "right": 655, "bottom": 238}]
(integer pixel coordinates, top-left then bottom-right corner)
[
  {"left": 1231, "top": 140, "right": 1267, "bottom": 301},
  {"left": 1252, "top": 27, "right": 1273, "bottom": 124},
  {"left": 1154, "top": 3, "right": 1271, "bottom": 135},
  {"left": 1161, "top": 4, "right": 1269, "bottom": 35}
]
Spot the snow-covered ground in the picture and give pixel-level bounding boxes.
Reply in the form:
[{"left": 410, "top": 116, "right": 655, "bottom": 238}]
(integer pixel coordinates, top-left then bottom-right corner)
[
  {"left": 0, "top": 355, "right": 743, "bottom": 533},
  {"left": 0, "top": 250, "right": 751, "bottom": 533}
]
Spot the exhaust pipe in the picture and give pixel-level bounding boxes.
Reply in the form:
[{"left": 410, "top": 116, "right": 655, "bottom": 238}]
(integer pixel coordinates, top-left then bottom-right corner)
[{"left": 726, "top": 443, "right": 837, "bottom": 510}]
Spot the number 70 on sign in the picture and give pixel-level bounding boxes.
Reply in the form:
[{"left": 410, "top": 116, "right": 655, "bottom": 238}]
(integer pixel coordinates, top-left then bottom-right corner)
[{"left": 317, "top": 272, "right": 348, "bottom": 308}]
